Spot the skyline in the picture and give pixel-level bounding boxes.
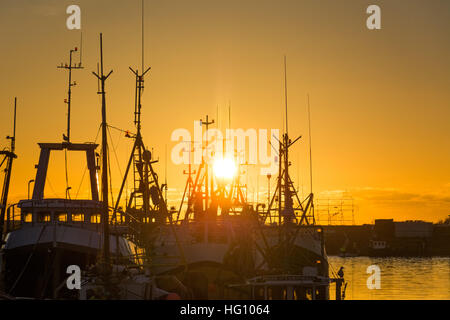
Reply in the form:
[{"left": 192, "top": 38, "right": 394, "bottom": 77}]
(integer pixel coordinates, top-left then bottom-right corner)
[{"left": 1, "top": 0, "right": 449, "bottom": 224}]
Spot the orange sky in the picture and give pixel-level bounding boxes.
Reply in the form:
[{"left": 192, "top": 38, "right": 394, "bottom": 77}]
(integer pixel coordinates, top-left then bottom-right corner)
[{"left": 0, "top": 0, "right": 449, "bottom": 224}]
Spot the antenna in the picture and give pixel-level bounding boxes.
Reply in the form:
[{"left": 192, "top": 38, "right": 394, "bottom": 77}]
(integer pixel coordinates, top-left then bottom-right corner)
[
  {"left": 96, "top": 63, "right": 100, "bottom": 92},
  {"left": 297, "top": 152, "right": 300, "bottom": 192},
  {"left": 12, "top": 97, "right": 16, "bottom": 152},
  {"left": 228, "top": 103, "right": 231, "bottom": 129},
  {"left": 57, "top": 46, "right": 83, "bottom": 143},
  {"left": 165, "top": 144, "right": 168, "bottom": 204},
  {"left": 4, "top": 97, "right": 17, "bottom": 152},
  {"left": 141, "top": 0, "right": 145, "bottom": 72},
  {"left": 307, "top": 93, "right": 313, "bottom": 193},
  {"left": 256, "top": 172, "right": 259, "bottom": 204},
  {"left": 129, "top": 66, "right": 151, "bottom": 133},
  {"left": 130, "top": 0, "right": 151, "bottom": 133},
  {"left": 229, "top": 101, "right": 232, "bottom": 129},
  {"left": 284, "top": 55, "right": 288, "bottom": 135},
  {"left": 79, "top": 32, "right": 83, "bottom": 66}
]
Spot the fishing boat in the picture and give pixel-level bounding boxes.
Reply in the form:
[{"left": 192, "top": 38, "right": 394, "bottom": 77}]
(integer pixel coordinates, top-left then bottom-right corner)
[
  {"left": 144, "top": 58, "right": 346, "bottom": 300},
  {"left": 0, "top": 142, "right": 143, "bottom": 299},
  {"left": 143, "top": 122, "right": 345, "bottom": 299},
  {"left": 0, "top": 38, "right": 150, "bottom": 299}
]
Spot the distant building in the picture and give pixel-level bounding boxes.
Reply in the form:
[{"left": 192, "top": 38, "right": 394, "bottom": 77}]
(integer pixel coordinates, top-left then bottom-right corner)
[
  {"left": 394, "top": 221, "right": 433, "bottom": 238},
  {"left": 373, "top": 219, "right": 395, "bottom": 239}
]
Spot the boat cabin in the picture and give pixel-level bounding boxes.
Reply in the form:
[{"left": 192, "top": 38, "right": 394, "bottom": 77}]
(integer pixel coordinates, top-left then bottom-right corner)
[{"left": 6, "top": 142, "right": 102, "bottom": 231}]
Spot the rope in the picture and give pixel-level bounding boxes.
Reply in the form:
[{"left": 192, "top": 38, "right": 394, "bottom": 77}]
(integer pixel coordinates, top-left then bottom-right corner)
[
  {"left": 107, "top": 124, "right": 134, "bottom": 136},
  {"left": 46, "top": 176, "right": 60, "bottom": 198},
  {"left": 74, "top": 125, "right": 101, "bottom": 200},
  {"left": 107, "top": 125, "right": 130, "bottom": 221},
  {"left": 64, "top": 148, "right": 69, "bottom": 198},
  {"left": 8, "top": 225, "right": 47, "bottom": 295},
  {"left": 107, "top": 126, "right": 124, "bottom": 182},
  {"left": 107, "top": 143, "right": 115, "bottom": 208},
  {"left": 74, "top": 167, "right": 87, "bottom": 200}
]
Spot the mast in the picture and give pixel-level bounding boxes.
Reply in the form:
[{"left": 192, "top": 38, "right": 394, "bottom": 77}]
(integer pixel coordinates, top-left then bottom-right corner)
[
  {"left": 307, "top": 93, "right": 315, "bottom": 224},
  {"left": 58, "top": 47, "right": 83, "bottom": 143},
  {"left": 265, "top": 57, "right": 314, "bottom": 226},
  {"left": 92, "top": 33, "right": 113, "bottom": 270},
  {"left": 112, "top": 0, "right": 168, "bottom": 225},
  {"left": 107, "top": 1, "right": 187, "bottom": 267},
  {"left": 0, "top": 98, "right": 17, "bottom": 240},
  {"left": 176, "top": 140, "right": 197, "bottom": 221},
  {"left": 200, "top": 115, "right": 214, "bottom": 214},
  {"left": 283, "top": 57, "right": 291, "bottom": 223},
  {"left": 307, "top": 94, "right": 313, "bottom": 194}
]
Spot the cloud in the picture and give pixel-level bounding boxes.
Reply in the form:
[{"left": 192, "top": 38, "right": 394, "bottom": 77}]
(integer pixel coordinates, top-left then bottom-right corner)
[{"left": 319, "top": 187, "right": 450, "bottom": 207}]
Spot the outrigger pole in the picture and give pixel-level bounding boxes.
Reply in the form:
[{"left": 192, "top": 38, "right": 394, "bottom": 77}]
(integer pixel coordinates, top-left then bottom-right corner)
[
  {"left": 92, "top": 33, "right": 113, "bottom": 273},
  {"left": 0, "top": 98, "right": 17, "bottom": 241}
]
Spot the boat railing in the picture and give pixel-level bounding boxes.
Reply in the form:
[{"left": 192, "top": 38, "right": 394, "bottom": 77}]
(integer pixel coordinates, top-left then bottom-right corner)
[
  {"left": 4, "top": 201, "right": 139, "bottom": 236},
  {"left": 5, "top": 203, "right": 20, "bottom": 232},
  {"left": 227, "top": 273, "right": 345, "bottom": 300}
]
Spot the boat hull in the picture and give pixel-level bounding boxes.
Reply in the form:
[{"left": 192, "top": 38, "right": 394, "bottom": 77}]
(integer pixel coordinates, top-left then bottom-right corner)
[{"left": 1, "top": 224, "right": 139, "bottom": 298}]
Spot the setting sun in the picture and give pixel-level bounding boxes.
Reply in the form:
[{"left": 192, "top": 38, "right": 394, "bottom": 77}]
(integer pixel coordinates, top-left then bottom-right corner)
[{"left": 213, "top": 157, "right": 236, "bottom": 180}]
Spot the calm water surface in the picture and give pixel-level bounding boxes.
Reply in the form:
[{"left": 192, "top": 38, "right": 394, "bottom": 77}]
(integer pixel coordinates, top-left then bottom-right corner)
[{"left": 328, "top": 256, "right": 450, "bottom": 300}]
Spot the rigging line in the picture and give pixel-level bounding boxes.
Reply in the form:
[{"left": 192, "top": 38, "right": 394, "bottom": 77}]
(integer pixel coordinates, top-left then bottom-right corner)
[
  {"left": 0, "top": 155, "right": 7, "bottom": 168},
  {"left": 64, "top": 148, "right": 69, "bottom": 197},
  {"left": 165, "top": 144, "right": 168, "bottom": 205},
  {"left": 8, "top": 225, "right": 47, "bottom": 295},
  {"left": 107, "top": 126, "right": 127, "bottom": 215},
  {"left": 307, "top": 93, "right": 313, "bottom": 194},
  {"left": 228, "top": 102, "right": 231, "bottom": 129},
  {"left": 45, "top": 176, "right": 60, "bottom": 198},
  {"left": 74, "top": 166, "right": 87, "bottom": 200},
  {"left": 74, "top": 124, "right": 101, "bottom": 199},
  {"left": 107, "top": 126, "right": 124, "bottom": 181},
  {"left": 105, "top": 125, "right": 122, "bottom": 155},
  {"left": 107, "top": 124, "right": 134, "bottom": 135},
  {"left": 328, "top": 259, "right": 339, "bottom": 278},
  {"left": 80, "top": 32, "right": 83, "bottom": 65},
  {"left": 107, "top": 143, "right": 115, "bottom": 209},
  {"left": 112, "top": 127, "right": 123, "bottom": 153}
]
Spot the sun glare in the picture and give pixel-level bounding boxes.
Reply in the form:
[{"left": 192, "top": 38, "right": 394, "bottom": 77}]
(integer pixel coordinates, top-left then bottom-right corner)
[{"left": 213, "top": 157, "right": 236, "bottom": 180}]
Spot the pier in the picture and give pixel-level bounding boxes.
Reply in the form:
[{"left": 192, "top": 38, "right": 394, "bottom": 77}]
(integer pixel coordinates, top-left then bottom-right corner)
[{"left": 323, "top": 219, "right": 450, "bottom": 257}]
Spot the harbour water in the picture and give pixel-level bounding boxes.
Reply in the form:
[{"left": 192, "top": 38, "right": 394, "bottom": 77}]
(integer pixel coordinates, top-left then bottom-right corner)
[{"left": 328, "top": 256, "right": 450, "bottom": 300}]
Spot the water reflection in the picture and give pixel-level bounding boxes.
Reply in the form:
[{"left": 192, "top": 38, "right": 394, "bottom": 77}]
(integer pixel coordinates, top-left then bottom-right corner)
[{"left": 328, "top": 256, "right": 450, "bottom": 300}]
